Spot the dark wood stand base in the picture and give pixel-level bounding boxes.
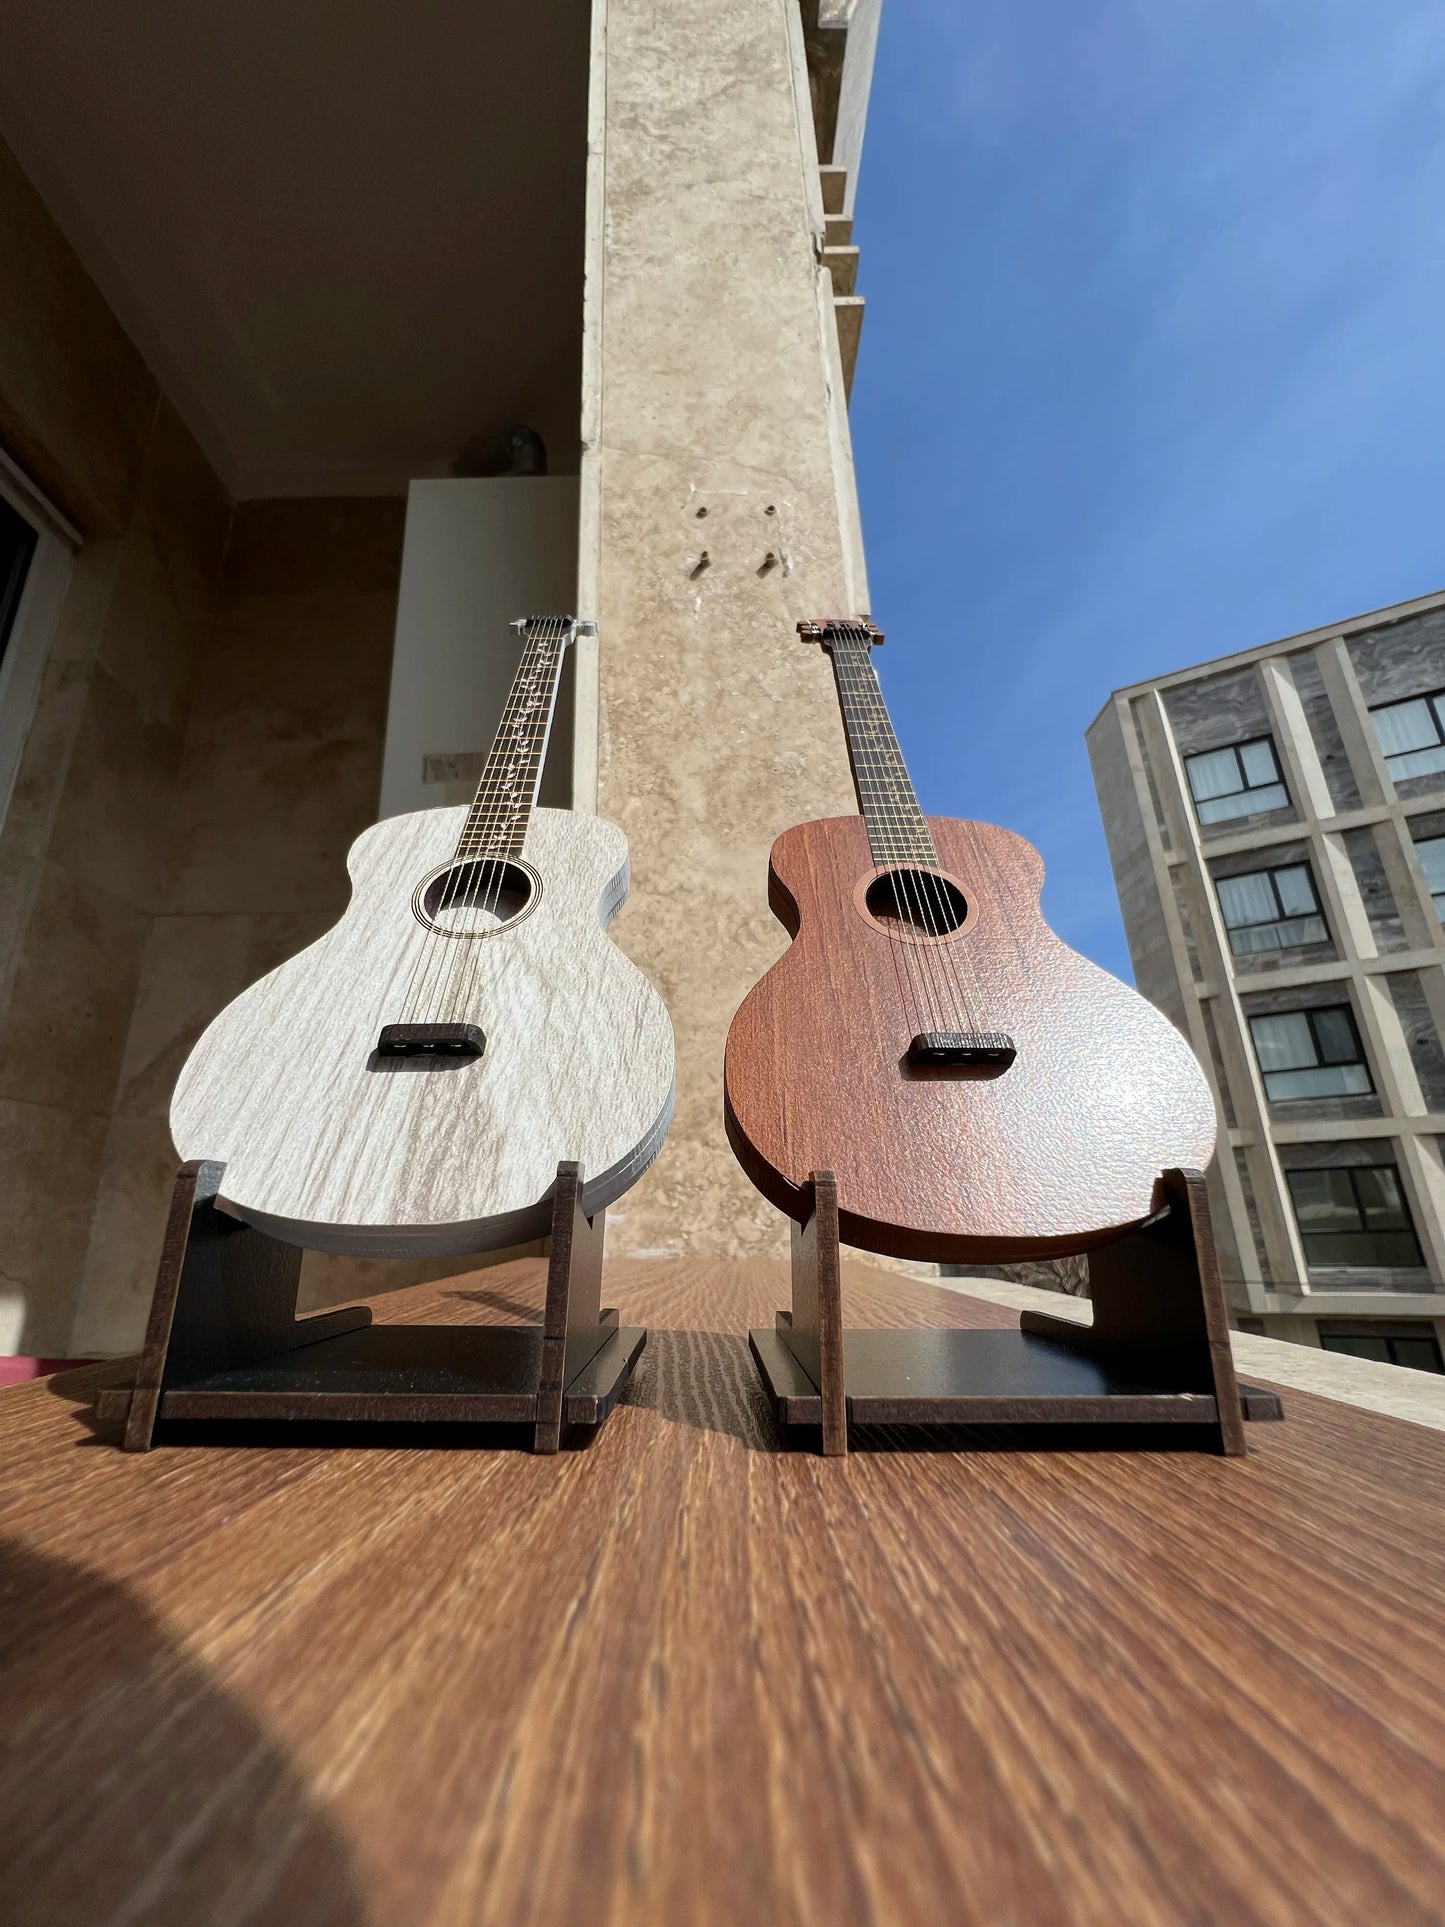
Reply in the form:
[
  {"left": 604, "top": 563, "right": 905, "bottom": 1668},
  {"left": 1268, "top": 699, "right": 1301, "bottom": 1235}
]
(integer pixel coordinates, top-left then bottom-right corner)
[
  {"left": 749, "top": 1168, "right": 1283, "bottom": 1456},
  {"left": 96, "top": 1159, "right": 644, "bottom": 1453}
]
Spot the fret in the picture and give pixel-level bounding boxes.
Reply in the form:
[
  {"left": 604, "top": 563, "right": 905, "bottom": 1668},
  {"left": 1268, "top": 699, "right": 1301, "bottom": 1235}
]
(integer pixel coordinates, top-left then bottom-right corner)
[
  {"left": 454, "top": 616, "right": 583, "bottom": 860},
  {"left": 801, "top": 619, "right": 936, "bottom": 868}
]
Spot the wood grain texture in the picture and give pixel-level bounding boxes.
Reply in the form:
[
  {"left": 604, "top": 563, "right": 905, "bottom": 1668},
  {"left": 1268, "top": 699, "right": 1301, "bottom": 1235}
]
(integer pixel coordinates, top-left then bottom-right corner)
[
  {"left": 171, "top": 805, "right": 675, "bottom": 1255},
  {"left": 3, "top": 1257, "right": 1444, "bottom": 1926},
  {"left": 725, "top": 814, "right": 1217, "bottom": 1259}
]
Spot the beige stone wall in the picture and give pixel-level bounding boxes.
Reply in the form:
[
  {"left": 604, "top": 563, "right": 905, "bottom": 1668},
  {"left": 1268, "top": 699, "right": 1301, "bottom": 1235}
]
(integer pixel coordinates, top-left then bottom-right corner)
[
  {"left": 69, "top": 501, "right": 385, "bottom": 1350},
  {"left": 586, "top": 0, "right": 865, "bottom": 1259},
  {"left": 0, "top": 134, "right": 233, "bottom": 1353},
  {"left": 0, "top": 408, "right": 231, "bottom": 1352}
]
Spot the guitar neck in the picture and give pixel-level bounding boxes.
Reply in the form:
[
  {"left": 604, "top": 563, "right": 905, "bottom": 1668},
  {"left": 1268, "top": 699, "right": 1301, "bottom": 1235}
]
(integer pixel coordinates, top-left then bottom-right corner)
[
  {"left": 455, "top": 616, "right": 582, "bottom": 860},
  {"left": 804, "top": 619, "right": 937, "bottom": 867}
]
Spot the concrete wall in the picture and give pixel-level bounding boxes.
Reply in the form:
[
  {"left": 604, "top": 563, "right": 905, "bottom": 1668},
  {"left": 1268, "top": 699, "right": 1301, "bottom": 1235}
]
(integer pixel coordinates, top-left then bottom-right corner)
[
  {"left": 71, "top": 499, "right": 397, "bottom": 1351},
  {"left": 0, "top": 135, "right": 231, "bottom": 1354},
  {"left": 582, "top": 0, "right": 865, "bottom": 1260}
]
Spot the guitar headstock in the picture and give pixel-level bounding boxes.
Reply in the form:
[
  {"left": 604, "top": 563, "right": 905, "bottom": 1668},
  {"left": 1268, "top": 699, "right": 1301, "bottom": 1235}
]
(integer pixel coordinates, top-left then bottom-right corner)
[{"left": 797, "top": 617, "right": 885, "bottom": 651}]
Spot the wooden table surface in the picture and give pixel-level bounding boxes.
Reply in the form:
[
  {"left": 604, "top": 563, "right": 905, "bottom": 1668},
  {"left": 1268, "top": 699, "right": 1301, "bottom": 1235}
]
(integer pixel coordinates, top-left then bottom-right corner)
[{"left": 2, "top": 1257, "right": 1443, "bottom": 1927}]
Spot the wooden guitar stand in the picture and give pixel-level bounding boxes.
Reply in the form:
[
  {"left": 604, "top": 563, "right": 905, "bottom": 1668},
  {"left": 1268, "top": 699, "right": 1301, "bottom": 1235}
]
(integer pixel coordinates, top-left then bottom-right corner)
[
  {"left": 95, "top": 1158, "right": 644, "bottom": 1453},
  {"left": 749, "top": 1168, "right": 1283, "bottom": 1456}
]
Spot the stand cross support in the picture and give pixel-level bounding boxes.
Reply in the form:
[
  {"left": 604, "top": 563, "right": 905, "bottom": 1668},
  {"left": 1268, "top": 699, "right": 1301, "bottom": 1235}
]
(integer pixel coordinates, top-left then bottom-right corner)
[
  {"left": 749, "top": 1168, "right": 1283, "bottom": 1455},
  {"left": 95, "top": 1159, "right": 644, "bottom": 1453}
]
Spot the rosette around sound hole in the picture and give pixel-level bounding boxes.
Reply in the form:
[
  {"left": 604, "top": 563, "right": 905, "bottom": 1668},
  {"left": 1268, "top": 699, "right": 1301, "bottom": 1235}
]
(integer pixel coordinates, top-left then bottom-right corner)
[{"left": 416, "top": 858, "right": 537, "bottom": 936}]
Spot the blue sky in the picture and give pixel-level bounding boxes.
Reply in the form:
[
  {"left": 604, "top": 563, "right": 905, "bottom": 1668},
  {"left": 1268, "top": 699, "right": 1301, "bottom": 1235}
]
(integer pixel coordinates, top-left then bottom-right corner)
[{"left": 850, "top": 0, "right": 1445, "bottom": 980}]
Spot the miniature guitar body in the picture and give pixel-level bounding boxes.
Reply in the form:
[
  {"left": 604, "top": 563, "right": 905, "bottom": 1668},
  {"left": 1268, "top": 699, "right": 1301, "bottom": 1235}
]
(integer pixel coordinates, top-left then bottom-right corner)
[
  {"left": 723, "top": 620, "right": 1216, "bottom": 1262},
  {"left": 171, "top": 618, "right": 674, "bottom": 1257}
]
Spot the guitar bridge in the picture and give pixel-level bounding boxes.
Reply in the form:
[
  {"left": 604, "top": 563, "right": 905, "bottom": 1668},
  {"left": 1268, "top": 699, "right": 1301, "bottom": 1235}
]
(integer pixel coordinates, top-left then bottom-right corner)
[
  {"left": 376, "top": 1023, "right": 486, "bottom": 1059},
  {"left": 907, "top": 1031, "right": 1016, "bottom": 1069}
]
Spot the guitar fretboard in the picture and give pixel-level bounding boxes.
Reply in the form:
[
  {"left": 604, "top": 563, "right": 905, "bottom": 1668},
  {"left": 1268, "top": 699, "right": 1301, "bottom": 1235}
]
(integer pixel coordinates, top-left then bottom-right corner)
[
  {"left": 811, "top": 620, "right": 937, "bottom": 867},
  {"left": 455, "top": 617, "right": 574, "bottom": 860}
]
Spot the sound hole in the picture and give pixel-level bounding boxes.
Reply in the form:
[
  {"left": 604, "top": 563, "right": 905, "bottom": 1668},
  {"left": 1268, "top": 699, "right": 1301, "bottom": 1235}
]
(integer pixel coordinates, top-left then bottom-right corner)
[
  {"left": 864, "top": 868, "right": 968, "bottom": 938},
  {"left": 420, "top": 859, "right": 534, "bottom": 936}
]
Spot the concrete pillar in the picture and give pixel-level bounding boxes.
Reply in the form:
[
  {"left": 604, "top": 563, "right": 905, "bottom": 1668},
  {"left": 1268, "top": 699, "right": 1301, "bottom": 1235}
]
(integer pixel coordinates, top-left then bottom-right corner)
[
  {"left": 1136, "top": 689, "right": 1311, "bottom": 1294},
  {"left": 1259, "top": 657, "right": 1333, "bottom": 822},
  {"left": 1315, "top": 635, "right": 1392, "bottom": 807},
  {"left": 1396, "top": 1133, "right": 1445, "bottom": 1284},
  {"left": 1316, "top": 636, "right": 1444, "bottom": 951},
  {"left": 579, "top": 0, "right": 864, "bottom": 1257}
]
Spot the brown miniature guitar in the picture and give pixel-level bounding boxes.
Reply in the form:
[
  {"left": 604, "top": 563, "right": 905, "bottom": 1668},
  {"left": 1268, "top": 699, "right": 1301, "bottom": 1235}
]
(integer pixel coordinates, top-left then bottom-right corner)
[{"left": 723, "top": 618, "right": 1218, "bottom": 1262}]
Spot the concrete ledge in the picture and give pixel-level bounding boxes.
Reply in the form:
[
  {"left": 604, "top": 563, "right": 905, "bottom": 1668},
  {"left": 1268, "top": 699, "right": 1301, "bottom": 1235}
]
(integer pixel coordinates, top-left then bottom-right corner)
[{"left": 943, "top": 1276, "right": 1445, "bottom": 1434}]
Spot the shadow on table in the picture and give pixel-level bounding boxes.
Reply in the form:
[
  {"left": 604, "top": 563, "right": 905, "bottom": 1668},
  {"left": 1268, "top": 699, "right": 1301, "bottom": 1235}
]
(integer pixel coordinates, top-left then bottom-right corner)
[
  {"left": 621, "top": 1328, "right": 780, "bottom": 1449},
  {"left": 436, "top": 1283, "right": 546, "bottom": 1323},
  {"left": 0, "top": 1538, "right": 368, "bottom": 1927}
]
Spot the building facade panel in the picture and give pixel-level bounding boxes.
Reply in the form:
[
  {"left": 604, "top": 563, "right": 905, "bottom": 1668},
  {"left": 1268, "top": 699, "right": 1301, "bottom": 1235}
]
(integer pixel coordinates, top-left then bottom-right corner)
[{"left": 1088, "top": 589, "right": 1445, "bottom": 1363}]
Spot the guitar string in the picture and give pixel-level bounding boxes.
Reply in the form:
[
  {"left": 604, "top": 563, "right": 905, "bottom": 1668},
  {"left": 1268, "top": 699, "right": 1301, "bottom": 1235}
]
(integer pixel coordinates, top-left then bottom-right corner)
[
  {"left": 850, "top": 620, "right": 994, "bottom": 1036},
  {"left": 833, "top": 632, "right": 951, "bottom": 1038},
  {"left": 832, "top": 630, "right": 960, "bottom": 1035},
  {"left": 446, "top": 615, "right": 566, "bottom": 1027},
  {"left": 833, "top": 624, "right": 990, "bottom": 1037},
  {"left": 856, "top": 627, "right": 985, "bottom": 1037},
  {"left": 456, "top": 613, "right": 568, "bottom": 1020},
  {"left": 863, "top": 643, "right": 967, "bottom": 1038},
  {"left": 400, "top": 620, "right": 541, "bottom": 1026},
  {"left": 424, "top": 618, "right": 542, "bottom": 1024},
  {"left": 434, "top": 615, "right": 560, "bottom": 1025},
  {"left": 841, "top": 631, "right": 953, "bottom": 1037},
  {"left": 402, "top": 619, "right": 551, "bottom": 1027},
  {"left": 827, "top": 632, "right": 934, "bottom": 1038}
]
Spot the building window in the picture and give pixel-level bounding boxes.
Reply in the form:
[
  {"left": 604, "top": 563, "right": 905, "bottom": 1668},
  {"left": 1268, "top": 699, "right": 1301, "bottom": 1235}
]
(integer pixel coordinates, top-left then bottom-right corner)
[
  {"left": 1371, "top": 689, "right": 1445, "bottom": 780},
  {"left": 1415, "top": 835, "right": 1445, "bottom": 919},
  {"left": 1184, "top": 737, "right": 1288, "bottom": 824},
  {"left": 1249, "top": 1005, "right": 1371, "bottom": 1100},
  {"left": 1318, "top": 1324, "right": 1443, "bottom": 1373},
  {"left": 0, "top": 495, "right": 37, "bottom": 678},
  {"left": 1285, "top": 1165, "right": 1423, "bottom": 1268},
  {"left": 1216, "top": 863, "right": 1327, "bottom": 953}
]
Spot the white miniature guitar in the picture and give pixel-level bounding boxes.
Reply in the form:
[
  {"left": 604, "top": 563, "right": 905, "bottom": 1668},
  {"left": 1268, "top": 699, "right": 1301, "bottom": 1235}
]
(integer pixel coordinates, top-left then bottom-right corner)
[{"left": 171, "top": 616, "right": 675, "bottom": 1256}]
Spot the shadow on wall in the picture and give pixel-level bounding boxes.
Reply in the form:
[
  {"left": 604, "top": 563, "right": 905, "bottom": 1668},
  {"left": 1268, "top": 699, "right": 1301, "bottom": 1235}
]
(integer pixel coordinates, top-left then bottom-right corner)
[{"left": 0, "top": 1537, "right": 366, "bottom": 1926}]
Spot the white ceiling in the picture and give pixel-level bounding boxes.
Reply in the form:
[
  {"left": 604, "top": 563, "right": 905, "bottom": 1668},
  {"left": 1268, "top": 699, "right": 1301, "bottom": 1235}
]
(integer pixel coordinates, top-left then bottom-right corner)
[{"left": 0, "top": 0, "right": 590, "bottom": 498}]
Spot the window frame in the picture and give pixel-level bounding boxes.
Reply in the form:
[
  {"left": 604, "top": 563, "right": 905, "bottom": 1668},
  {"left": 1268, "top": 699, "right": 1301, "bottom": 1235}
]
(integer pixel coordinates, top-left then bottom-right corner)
[
  {"left": 1369, "top": 687, "right": 1445, "bottom": 780},
  {"left": 1248, "top": 1003, "right": 1373, "bottom": 1102},
  {"left": 1414, "top": 833, "right": 1445, "bottom": 920},
  {"left": 1284, "top": 1163, "right": 1424, "bottom": 1270},
  {"left": 1318, "top": 1323, "right": 1443, "bottom": 1373},
  {"left": 1214, "top": 860, "right": 1328, "bottom": 954},
  {"left": 1183, "top": 735, "right": 1289, "bottom": 825}
]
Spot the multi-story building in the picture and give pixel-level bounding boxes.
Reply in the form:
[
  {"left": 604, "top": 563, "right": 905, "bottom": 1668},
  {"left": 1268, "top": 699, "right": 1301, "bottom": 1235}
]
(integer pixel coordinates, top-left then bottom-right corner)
[{"left": 1089, "top": 589, "right": 1445, "bottom": 1371}]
